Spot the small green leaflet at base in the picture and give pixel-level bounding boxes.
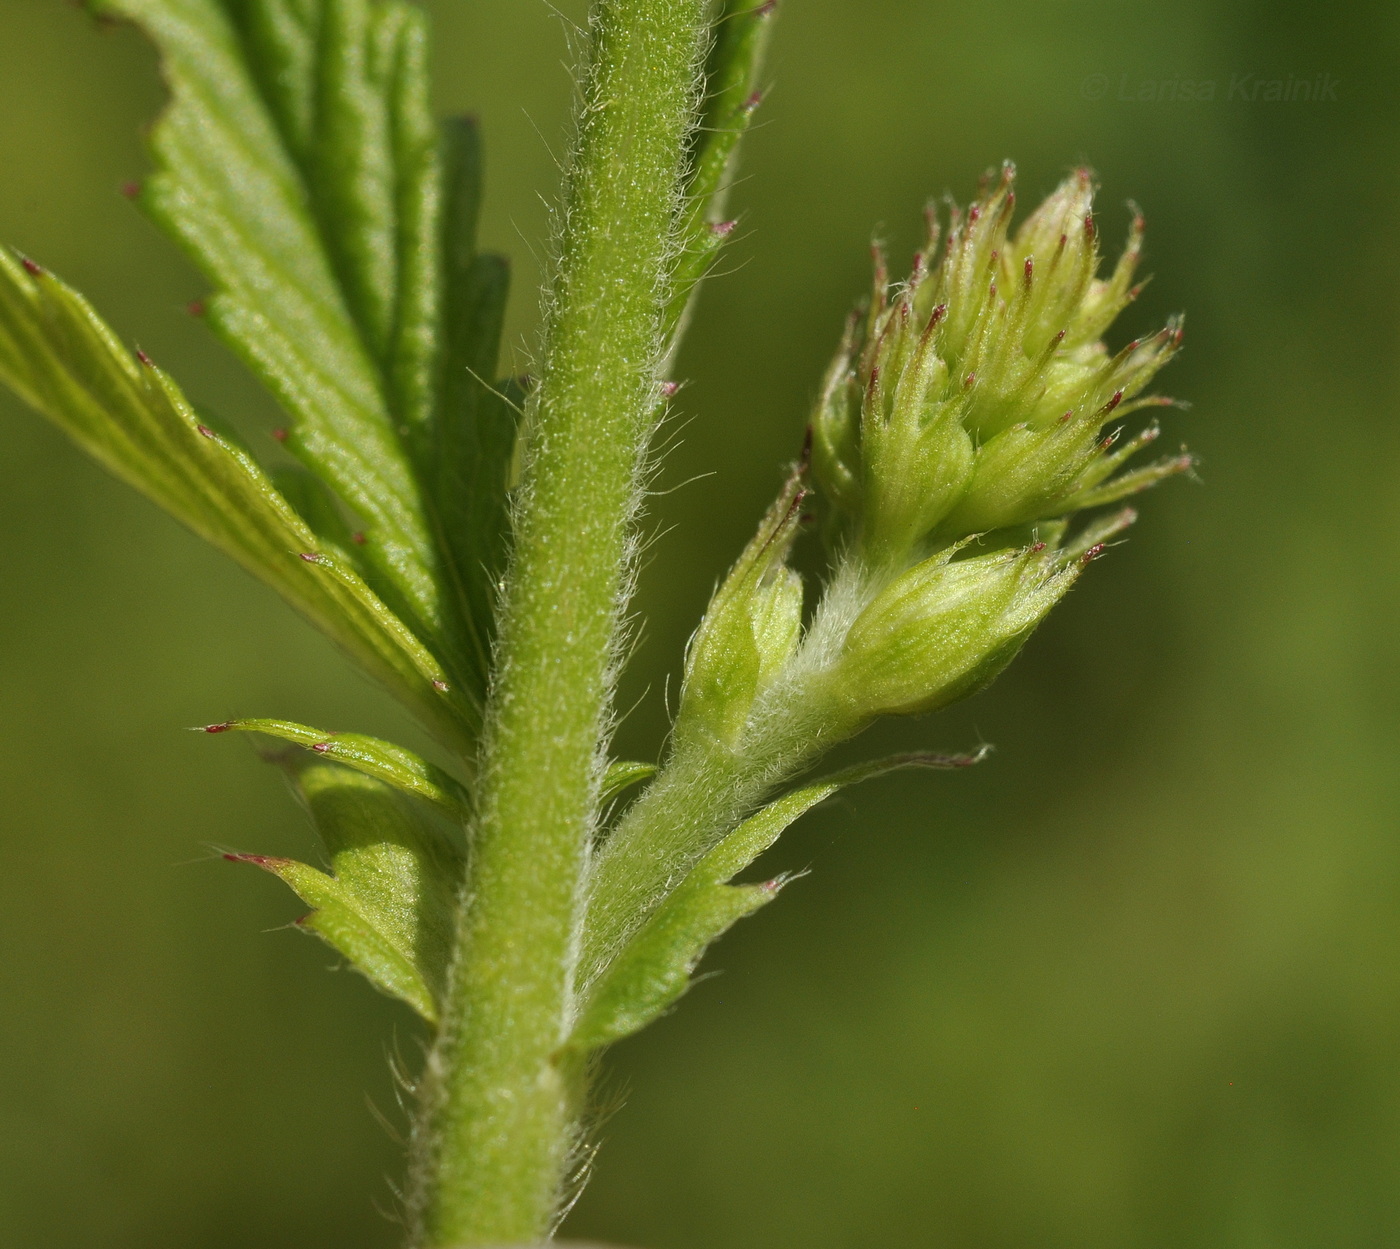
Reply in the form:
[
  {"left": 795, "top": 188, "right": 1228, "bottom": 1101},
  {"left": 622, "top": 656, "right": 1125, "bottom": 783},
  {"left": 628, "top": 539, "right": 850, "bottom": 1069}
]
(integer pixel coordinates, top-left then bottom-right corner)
[
  {"left": 567, "top": 750, "right": 987, "bottom": 1053},
  {"left": 203, "top": 718, "right": 470, "bottom": 817},
  {"left": 601, "top": 759, "right": 657, "bottom": 804},
  {"left": 228, "top": 761, "right": 463, "bottom": 1024},
  {"left": 0, "top": 250, "right": 472, "bottom": 752}
]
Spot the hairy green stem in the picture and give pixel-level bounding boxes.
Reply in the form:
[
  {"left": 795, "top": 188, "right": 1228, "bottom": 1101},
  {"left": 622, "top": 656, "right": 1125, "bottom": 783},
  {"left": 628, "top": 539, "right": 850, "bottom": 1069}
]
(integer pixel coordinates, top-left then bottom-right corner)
[
  {"left": 580, "top": 737, "right": 801, "bottom": 987},
  {"left": 406, "top": 0, "right": 710, "bottom": 1243},
  {"left": 580, "top": 556, "right": 889, "bottom": 985}
]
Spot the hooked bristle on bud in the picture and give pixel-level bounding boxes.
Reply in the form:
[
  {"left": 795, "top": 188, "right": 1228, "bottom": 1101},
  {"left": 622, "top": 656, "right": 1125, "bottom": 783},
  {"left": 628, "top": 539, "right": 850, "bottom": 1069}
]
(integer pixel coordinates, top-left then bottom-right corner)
[{"left": 811, "top": 162, "right": 1190, "bottom": 567}]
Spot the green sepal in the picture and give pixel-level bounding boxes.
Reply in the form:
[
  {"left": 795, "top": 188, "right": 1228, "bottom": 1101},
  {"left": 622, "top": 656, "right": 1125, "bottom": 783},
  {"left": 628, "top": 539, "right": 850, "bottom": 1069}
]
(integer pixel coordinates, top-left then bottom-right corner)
[
  {"left": 676, "top": 466, "right": 806, "bottom": 745},
  {"left": 569, "top": 751, "right": 983, "bottom": 1052},
  {"left": 601, "top": 759, "right": 657, "bottom": 804},
  {"left": 0, "top": 250, "right": 472, "bottom": 751},
  {"left": 204, "top": 717, "right": 470, "bottom": 817},
  {"left": 228, "top": 761, "right": 464, "bottom": 1024},
  {"left": 1060, "top": 449, "right": 1195, "bottom": 513},
  {"left": 88, "top": 0, "right": 456, "bottom": 675}
]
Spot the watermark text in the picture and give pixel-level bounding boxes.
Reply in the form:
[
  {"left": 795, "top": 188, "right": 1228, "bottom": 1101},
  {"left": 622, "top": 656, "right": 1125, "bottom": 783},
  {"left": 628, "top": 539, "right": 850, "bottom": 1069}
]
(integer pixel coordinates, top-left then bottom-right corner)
[{"left": 1080, "top": 72, "right": 1339, "bottom": 104}]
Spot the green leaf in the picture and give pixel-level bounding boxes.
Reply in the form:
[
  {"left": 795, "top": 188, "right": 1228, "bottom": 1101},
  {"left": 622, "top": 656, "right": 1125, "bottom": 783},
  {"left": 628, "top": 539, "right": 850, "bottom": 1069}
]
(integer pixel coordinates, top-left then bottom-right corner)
[
  {"left": 664, "top": 0, "right": 777, "bottom": 348},
  {"left": 270, "top": 463, "right": 363, "bottom": 555},
  {"left": 228, "top": 760, "right": 463, "bottom": 1023},
  {"left": 433, "top": 116, "right": 516, "bottom": 690},
  {"left": 89, "top": 0, "right": 466, "bottom": 691},
  {"left": 204, "top": 717, "right": 470, "bottom": 816},
  {"left": 0, "top": 250, "right": 473, "bottom": 751},
  {"left": 569, "top": 750, "right": 984, "bottom": 1052},
  {"left": 601, "top": 759, "right": 657, "bottom": 804}
]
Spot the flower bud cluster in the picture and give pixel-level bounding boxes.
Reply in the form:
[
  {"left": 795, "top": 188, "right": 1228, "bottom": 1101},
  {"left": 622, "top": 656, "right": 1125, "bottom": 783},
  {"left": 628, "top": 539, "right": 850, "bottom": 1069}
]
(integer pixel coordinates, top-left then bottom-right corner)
[
  {"left": 812, "top": 163, "right": 1190, "bottom": 567},
  {"left": 670, "top": 167, "right": 1191, "bottom": 758}
]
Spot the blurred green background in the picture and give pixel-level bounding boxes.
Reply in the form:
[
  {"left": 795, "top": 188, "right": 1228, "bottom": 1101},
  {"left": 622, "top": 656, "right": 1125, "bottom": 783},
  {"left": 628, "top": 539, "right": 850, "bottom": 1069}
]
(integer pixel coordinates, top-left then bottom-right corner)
[{"left": 1, "top": 0, "right": 1398, "bottom": 1245}]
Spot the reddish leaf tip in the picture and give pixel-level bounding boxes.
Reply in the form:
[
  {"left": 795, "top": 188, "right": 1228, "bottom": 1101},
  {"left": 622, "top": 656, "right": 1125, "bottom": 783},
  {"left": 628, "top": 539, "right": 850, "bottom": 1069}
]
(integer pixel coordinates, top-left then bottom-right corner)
[
  {"left": 204, "top": 721, "right": 235, "bottom": 734},
  {"left": 223, "top": 852, "right": 291, "bottom": 869}
]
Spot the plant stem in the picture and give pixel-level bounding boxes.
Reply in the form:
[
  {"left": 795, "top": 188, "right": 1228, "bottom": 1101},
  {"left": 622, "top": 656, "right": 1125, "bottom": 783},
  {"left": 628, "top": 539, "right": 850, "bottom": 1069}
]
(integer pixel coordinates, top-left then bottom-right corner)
[
  {"left": 406, "top": 0, "right": 710, "bottom": 1243},
  {"left": 581, "top": 556, "right": 878, "bottom": 986},
  {"left": 580, "top": 736, "right": 801, "bottom": 987}
]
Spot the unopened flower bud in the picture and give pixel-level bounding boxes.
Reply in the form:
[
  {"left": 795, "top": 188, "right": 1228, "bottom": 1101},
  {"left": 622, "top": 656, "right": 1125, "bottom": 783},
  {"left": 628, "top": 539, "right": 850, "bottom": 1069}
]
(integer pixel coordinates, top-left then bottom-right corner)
[
  {"left": 828, "top": 540, "right": 1083, "bottom": 721},
  {"left": 676, "top": 469, "right": 807, "bottom": 745},
  {"left": 811, "top": 163, "right": 1190, "bottom": 565}
]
